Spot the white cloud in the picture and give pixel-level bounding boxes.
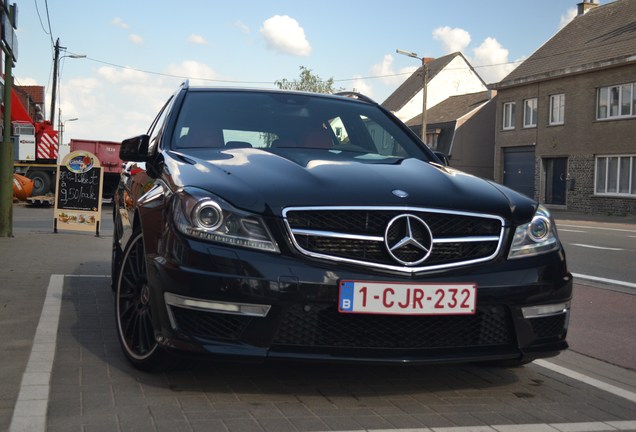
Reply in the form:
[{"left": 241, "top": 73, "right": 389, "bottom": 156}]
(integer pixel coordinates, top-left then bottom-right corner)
[
  {"left": 430, "top": 26, "right": 518, "bottom": 85},
  {"left": 432, "top": 26, "right": 471, "bottom": 53},
  {"left": 111, "top": 17, "right": 129, "bottom": 29},
  {"left": 260, "top": 15, "right": 311, "bottom": 56},
  {"left": 166, "top": 60, "right": 221, "bottom": 85},
  {"left": 97, "top": 66, "right": 148, "bottom": 84},
  {"left": 58, "top": 73, "right": 176, "bottom": 142},
  {"left": 371, "top": 54, "right": 417, "bottom": 86},
  {"left": 348, "top": 77, "right": 374, "bottom": 98},
  {"left": 187, "top": 34, "right": 208, "bottom": 45},
  {"left": 559, "top": 7, "right": 578, "bottom": 29},
  {"left": 470, "top": 37, "right": 519, "bottom": 84},
  {"left": 129, "top": 34, "right": 143, "bottom": 44},
  {"left": 234, "top": 20, "right": 250, "bottom": 34},
  {"left": 15, "top": 77, "right": 39, "bottom": 86}
]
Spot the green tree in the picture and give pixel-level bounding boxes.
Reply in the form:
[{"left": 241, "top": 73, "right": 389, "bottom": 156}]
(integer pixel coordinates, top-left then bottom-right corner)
[{"left": 275, "top": 66, "right": 343, "bottom": 94}]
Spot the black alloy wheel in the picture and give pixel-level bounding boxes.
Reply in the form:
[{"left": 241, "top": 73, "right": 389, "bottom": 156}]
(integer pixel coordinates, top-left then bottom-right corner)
[{"left": 115, "top": 231, "right": 175, "bottom": 371}]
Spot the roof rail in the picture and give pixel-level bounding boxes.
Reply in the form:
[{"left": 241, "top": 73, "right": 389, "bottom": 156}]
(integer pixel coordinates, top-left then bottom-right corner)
[{"left": 334, "top": 91, "right": 376, "bottom": 104}]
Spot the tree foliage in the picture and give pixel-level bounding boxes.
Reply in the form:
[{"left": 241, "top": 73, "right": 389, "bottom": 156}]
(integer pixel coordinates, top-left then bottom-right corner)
[{"left": 275, "top": 66, "right": 343, "bottom": 94}]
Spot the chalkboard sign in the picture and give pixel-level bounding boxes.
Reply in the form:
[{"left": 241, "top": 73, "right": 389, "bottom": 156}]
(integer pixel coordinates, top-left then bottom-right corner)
[
  {"left": 54, "top": 150, "right": 104, "bottom": 235},
  {"left": 56, "top": 165, "right": 101, "bottom": 211}
]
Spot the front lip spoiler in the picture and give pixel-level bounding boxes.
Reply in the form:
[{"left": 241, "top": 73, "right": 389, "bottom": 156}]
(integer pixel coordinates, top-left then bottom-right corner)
[{"left": 164, "top": 292, "right": 271, "bottom": 330}]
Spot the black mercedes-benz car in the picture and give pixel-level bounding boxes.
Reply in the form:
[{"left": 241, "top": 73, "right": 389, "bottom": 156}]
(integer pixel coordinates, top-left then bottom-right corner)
[{"left": 112, "top": 82, "right": 572, "bottom": 371}]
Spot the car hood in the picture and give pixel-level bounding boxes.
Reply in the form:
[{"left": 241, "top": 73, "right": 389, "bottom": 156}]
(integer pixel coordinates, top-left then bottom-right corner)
[{"left": 164, "top": 148, "right": 536, "bottom": 224}]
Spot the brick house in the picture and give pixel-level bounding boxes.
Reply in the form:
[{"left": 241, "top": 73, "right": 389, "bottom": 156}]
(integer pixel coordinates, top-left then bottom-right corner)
[{"left": 492, "top": 0, "right": 636, "bottom": 215}]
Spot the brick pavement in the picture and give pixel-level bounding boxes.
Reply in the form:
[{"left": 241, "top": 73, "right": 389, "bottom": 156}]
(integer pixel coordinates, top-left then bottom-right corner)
[{"left": 39, "top": 275, "right": 636, "bottom": 432}]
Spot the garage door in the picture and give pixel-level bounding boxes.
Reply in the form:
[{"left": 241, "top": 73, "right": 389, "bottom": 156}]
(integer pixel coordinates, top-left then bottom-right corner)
[{"left": 503, "top": 147, "right": 535, "bottom": 199}]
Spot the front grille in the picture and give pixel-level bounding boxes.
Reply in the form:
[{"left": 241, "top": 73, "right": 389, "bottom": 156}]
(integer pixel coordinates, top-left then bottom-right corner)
[
  {"left": 272, "top": 303, "right": 514, "bottom": 349},
  {"left": 284, "top": 207, "right": 504, "bottom": 272},
  {"left": 170, "top": 307, "right": 252, "bottom": 341}
]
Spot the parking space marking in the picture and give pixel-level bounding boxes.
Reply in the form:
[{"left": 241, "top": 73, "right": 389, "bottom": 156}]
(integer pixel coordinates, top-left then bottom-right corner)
[
  {"left": 9, "top": 274, "right": 63, "bottom": 432},
  {"left": 322, "top": 420, "right": 636, "bottom": 431},
  {"left": 572, "top": 273, "right": 636, "bottom": 290},
  {"left": 11, "top": 275, "right": 636, "bottom": 432},
  {"left": 558, "top": 224, "right": 636, "bottom": 234},
  {"left": 320, "top": 421, "right": 636, "bottom": 431},
  {"left": 535, "top": 359, "right": 636, "bottom": 404}
]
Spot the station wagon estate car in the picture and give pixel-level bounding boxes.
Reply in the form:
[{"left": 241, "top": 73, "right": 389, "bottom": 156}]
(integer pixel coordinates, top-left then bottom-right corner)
[{"left": 112, "top": 82, "right": 572, "bottom": 371}]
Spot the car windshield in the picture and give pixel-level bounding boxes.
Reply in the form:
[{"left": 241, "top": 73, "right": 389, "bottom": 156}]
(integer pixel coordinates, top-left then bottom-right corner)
[{"left": 171, "top": 90, "right": 431, "bottom": 162}]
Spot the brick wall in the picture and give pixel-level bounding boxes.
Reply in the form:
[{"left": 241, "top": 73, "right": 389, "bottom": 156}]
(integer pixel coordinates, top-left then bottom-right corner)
[{"left": 566, "top": 154, "right": 636, "bottom": 216}]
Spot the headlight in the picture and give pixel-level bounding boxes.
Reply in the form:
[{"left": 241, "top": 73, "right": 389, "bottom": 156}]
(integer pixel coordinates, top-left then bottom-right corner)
[
  {"left": 508, "top": 205, "right": 560, "bottom": 259},
  {"left": 173, "top": 188, "right": 279, "bottom": 253}
]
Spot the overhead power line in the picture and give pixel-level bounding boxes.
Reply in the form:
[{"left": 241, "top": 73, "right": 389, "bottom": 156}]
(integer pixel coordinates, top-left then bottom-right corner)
[{"left": 81, "top": 56, "right": 526, "bottom": 86}]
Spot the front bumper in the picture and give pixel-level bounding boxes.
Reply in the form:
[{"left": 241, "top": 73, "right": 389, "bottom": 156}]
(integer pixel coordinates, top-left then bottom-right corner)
[{"left": 146, "top": 235, "right": 572, "bottom": 365}]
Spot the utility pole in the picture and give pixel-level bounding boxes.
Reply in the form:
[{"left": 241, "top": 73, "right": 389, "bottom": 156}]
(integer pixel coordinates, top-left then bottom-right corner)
[
  {"left": 0, "top": 3, "right": 17, "bottom": 237},
  {"left": 420, "top": 60, "right": 428, "bottom": 145},
  {"left": 50, "top": 38, "right": 61, "bottom": 126},
  {"left": 396, "top": 49, "right": 429, "bottom": 144}
]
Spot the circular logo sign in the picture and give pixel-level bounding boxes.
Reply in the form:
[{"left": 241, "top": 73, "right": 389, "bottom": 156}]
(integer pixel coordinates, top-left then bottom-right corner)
[{"left": 384, "top": 214, "right": 433, "bottom": 266}]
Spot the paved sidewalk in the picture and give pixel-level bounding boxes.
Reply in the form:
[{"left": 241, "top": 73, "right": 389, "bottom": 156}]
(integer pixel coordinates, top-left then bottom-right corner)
[{"left": 0, "top": 204, "right": 113, "bottom": 431}]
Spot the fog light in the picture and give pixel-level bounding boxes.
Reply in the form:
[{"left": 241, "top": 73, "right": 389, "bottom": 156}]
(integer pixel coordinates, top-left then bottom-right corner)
[{"left": 522, "top": 302, "right": 570, "bottom": 319}]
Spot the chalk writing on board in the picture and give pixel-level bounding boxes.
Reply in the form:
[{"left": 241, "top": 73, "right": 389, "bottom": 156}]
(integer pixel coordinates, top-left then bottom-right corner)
[{"left": 56, "top": 166, "right": 102, "bottom": 211}]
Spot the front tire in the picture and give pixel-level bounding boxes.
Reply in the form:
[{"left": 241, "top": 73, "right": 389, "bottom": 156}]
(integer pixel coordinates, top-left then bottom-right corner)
[{"left": 115, "top": 231, "right": 176, "bottom": 371}]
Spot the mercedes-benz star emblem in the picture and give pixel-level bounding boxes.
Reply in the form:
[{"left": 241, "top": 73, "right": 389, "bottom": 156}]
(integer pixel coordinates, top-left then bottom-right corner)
[
  {"left": 385, "top": 214, "right": 433, "bottom": 266},
  {"left": 392, "top": 189, "right": 409, "bottom": 198}
]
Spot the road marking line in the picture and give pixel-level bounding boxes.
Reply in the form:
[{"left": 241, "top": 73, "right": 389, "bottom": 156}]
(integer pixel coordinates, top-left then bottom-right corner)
[
  {"left": 322, "top": 420, "right": 636, "bottom": 431},
  {"left": 535, "top": 359, "right": 636, "bottom": 404},
  {"left": 558, "top": 229, "right": 587, "bottom": 233},
  {"left": 570, "top": 243, "right": 624, "bottom": 251},
  {"left": 558, "top": 224, "right": 636, "bottom": 234},
  {"left": 9, "top": 274, "right": 63, "bottom": 432},
  {"left": 573, "top": 273, "right": 636, "bottom": 289}
]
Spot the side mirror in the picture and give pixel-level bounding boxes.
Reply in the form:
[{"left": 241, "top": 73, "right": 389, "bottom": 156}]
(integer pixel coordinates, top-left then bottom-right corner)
[
  {"left": 433, "top": 151, "right": 450, "bottom": 166},
  {"left": 120, "top": 135, "right": 150, "bottom": 162}
]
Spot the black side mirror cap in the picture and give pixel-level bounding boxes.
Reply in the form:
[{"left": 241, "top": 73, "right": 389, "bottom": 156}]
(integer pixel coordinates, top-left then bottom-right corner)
[{"left": 120, "top": 135, "right": 150, "bottom": 162}]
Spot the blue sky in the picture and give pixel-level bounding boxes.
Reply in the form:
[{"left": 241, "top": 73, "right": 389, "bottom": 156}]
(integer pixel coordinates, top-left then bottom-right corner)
[{"left": 12, "top": 0, "right": 605, "bottom": 143}]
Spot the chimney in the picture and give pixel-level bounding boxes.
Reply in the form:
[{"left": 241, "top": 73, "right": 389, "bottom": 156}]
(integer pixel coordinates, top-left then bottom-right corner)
[{"left": 577, "top": 0, "right": 599, "bottom": 16}]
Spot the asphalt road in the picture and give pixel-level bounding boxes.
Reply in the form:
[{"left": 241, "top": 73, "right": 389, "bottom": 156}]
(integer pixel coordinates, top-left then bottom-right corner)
[{"left": 557, "top": 218, "right": 636, "bottom": 287}]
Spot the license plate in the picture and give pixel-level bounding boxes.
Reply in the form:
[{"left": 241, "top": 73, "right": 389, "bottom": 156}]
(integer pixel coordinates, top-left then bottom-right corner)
[{"left": 338, "top": 281, "right": 477, "bottom": 315}]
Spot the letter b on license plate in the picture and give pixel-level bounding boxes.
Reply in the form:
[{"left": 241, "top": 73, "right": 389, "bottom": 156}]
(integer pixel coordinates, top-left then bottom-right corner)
[{"left": 339, "top": 281, "right": 476, "bottom": 315}]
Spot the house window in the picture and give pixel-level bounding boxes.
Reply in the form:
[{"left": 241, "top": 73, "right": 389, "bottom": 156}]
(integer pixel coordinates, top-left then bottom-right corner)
[
  {"left": 503, "top": 102, "right": 515, "bottom": 130},
  {"left": 549, "top": 94, "right": 565, "bottom": 125},
  {"left": 523, "top": 98, "right": 537, "bottom": 128},
  {"left": 595, "top": 155, "right": 636, "bottom": 196},
  {"left": 597, "top": 83, "right": 635, "bottom": 119}
]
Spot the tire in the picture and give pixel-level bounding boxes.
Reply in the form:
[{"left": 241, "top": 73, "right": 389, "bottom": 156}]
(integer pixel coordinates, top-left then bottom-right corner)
[
  {"left": 111, "top": 205, "right": 123, "bottom": 291},
  {"left": 27, "top": 170, "right": 52, "bottom": 196},
  {"left": 115, "top": 231, "right": 177, "bottom": 371},
  {"left": 111, "top": 238, "right": 121, "bottom": 292}
]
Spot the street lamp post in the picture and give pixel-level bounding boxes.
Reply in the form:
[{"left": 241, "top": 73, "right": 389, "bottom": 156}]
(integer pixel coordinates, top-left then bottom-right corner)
[
  {"left": 396, "top": 49, "right": 428, "bottom": 144},
  {"left": 59, "top": 117, "right": 78, "bottom": 147},
  {"left": 50, "top": 38, "right": 86, "bottom": 126}
]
